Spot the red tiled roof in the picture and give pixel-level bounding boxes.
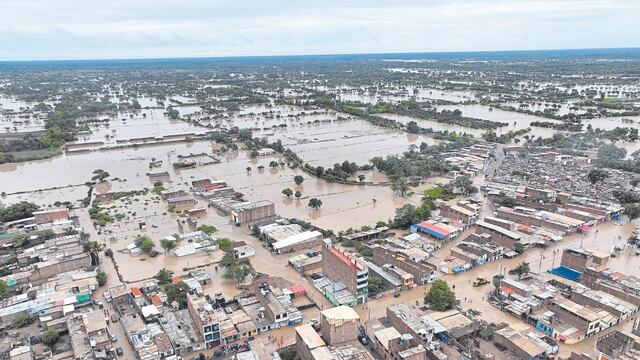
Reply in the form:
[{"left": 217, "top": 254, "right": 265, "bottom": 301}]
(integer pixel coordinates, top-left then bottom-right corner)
[
  {"left": 150, "top": 295, "right": 162, "bottom": 306},
  {"left": 288, "top": 284, "right": 306, "bottom": 294},
  {"left": 131, "top": 287, "right": 142, "bottom": 297},
  {"left": 171, "top": 276, "right": 182, "bottom": 284}
]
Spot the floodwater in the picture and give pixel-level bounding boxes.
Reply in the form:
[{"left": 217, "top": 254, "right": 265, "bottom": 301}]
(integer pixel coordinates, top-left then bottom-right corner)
[
  {"left": 77, "top": 108, "right": 204, "bottom": 144},
  {"left": 0, "top": 137, "right": 428, "bottom": 230},
  {"left": 377, "top": 112, "right": 558, "bottom": 139}
]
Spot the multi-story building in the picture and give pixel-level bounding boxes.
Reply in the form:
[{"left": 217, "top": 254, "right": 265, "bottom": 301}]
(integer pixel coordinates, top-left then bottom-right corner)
[
  {"left": 322, "top": 245, "right": 368, "bottom": 304},
  {"left": 320, "top": 306, "right": 360, "bottom": 345},
  {"left": 386, "top": 304, "right": 439, "bottom": 344},
  {"left": 546, "top": 297, "right": 616, "bottom": 340},
  {"left": 570, "top": 285, "right": 638, "bottom": 322},
  {"left": 231, "top": 200, "right": 276, "bottom": 225},
  {"left": 186, "top": 293, "right": 222, "bottom": 347},
  {"left": 475, "top": 219, "right": 523, "bottom": 250},
  {"left": 370, "top": 245, "right": 437, "bottom": 285},
  {"left": 560, "top": 247, "right": 608, "bottom": 274}
]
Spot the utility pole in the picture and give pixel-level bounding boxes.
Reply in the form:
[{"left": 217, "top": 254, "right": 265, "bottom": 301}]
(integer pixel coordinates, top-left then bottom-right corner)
[{"left": 538, "top": 252, "right": 543, "bottom": 274}]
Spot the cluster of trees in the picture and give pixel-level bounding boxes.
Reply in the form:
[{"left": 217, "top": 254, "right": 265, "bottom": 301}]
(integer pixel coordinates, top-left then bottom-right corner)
[
  {"left": 369, "top": 100, "right": 507, "bottom": 129},
  {"left": 441, "top": 176, "right": 478, "bottom": 196},
  {"left": 613, "top": 190, "right": 640, "bottom": 220},
  {"left": 1, "top": 91, "right": 119, "bottom": 164},
  {"left": 153, "top": 268, "right": 190, "bottom": 308},
  {"left": 281, "top": 188, "right": 303, "bottom": 199},
  {"left": 197, "top": 224, "right": 218, "bottom": 235},
  {"left": 391, "top": 198, "right": 435, "bottom": 229},
  {"left": 530, "top": 121, "right": 583, "bottom": 132},
  {"left": 481, "top": 128, "right": 531, "bottom": 144},
  {"left": 89, "top": 204, "right": 113, "bottom": 226},
  {"left": 299, "top": 160, "right": 363, "bottom": 183},
  {"left": 0, "top": 202, "right": 39, "bottom": 222},
  {"left": 370, "top": 150, "right": 453, "bottom": 183},
  {"left": 593, "top": 144, "right": 640, "bottom": 176}
]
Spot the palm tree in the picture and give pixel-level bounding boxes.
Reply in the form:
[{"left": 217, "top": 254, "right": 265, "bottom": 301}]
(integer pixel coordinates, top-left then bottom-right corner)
[
  {"left": 82, "top": 241, "right": 105, "bottom": 266},
  {"left": 392, "top": 179, "right": 409, "bottom": 197}
]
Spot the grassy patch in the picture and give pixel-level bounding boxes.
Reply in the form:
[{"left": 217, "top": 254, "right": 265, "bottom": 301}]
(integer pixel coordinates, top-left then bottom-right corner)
[{"left": 424, "top": 186, "right": 456, "bottom": 200}]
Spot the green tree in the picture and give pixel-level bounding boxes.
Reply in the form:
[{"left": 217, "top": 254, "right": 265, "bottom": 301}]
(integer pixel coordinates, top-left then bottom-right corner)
[
  {"left": 282, "top": 188, "right": 293, "bottom": 198},
  {"left": 368, "top": 275, "right": 384, "bottom": 296},
  {"left": 155, "top": 268, "right": 174, "bottom": 285},
  {"left": 13, "top": 313, "right": 34, "bottom": 328},
  {"left": 509, "top": 261, "right": 531, "bottom": 279},
  {"left": 425, "top": 280, "right": 456, "bottom": 311},
  {"left": 96, "top": 271, "right": 108, "bottom": 287},
  {"left": 597, "top": 144, "right": 627, "bottom": 161},
  {"left": 197, "top": 224, "right": 218, "bottom": 235},
  {"left": 217, "top": 238, "right": 233, "bottom": 252},
  {"left": 160, "top": 239, "right": 177, "bottom": 254},
  {"left": 104, "top": 248, "right": 114, "bottom": 258},
  {"left": 135, "top": 236, "right": 156, "bottom": 255},
  {"left": 0, "top": 202, "right": 39, "bottom": 222},
  {"left": 295, "top": 190, "right": 302, "bottom": 199},
  {"left": 293, "top": 175, "right": 304, "bottom": 185},
  {"left": 393, "top": 204, "right": 417, "bottom": 228},
  {"left": 358, "top": 174, "right": 366, "bottom": 183},
  {"left": 587, "top": 169, "right": 609, "bottom": 184},
  {"left": 250, "top": 150, "right": 259, "bottom": 158},
  {"left": 41, "top": 330, "right": 60, "bottom": 346},
  {"left": 308, "top": 198, "right": 323, "bottom": 210},
  {"left": 0, "top": 280, "right": 9, "bottom": 300},
  {"left": 269, "top": 161, "right": 279, "bottom": 169},
  {"left": 514, "top": 242, "right": 525, "bottom": 254},
  {"left": 246, "top": 166, "right": 252, "bottom": 172},
  {"left": 443, "top": 176, "right": 478, "bottom": 196},
  {"left": 223, "top": 262, "right": 252, "bottom": 284}
]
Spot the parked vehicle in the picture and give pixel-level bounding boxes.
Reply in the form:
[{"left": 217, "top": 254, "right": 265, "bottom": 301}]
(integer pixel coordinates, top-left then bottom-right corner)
[
  {"left": 473, "top": 277, "right": 489, "bottom": 287},
  {"left": 111, "top": 314, "right": 119, "bottom": 323},
  {"left": 116, "top": 347, "right": 123, "bottom": 356},
  {"left": 110, "top": 334, "right": 117, "bottom": 342}
]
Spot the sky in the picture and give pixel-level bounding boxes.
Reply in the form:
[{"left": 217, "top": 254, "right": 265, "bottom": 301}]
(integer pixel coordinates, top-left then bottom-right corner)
[{"left": 1, "top": 0, "right": 638, "bottom": 61}]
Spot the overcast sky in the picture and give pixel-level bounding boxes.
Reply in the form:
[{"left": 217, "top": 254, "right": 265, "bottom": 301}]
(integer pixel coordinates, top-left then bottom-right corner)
[{"left": 1, "top": 0, "right": 638, "bottom": 60}]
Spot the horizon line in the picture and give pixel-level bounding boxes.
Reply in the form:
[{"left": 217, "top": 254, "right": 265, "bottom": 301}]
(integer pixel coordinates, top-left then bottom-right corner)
[{"left": 1, "top": 46, "right": 639, "bottom": 63}]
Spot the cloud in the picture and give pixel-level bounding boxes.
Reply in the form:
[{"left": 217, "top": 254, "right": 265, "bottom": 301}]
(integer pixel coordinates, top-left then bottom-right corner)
[{"left": 0, "top": 0, "right": 637, "bottom": 60}]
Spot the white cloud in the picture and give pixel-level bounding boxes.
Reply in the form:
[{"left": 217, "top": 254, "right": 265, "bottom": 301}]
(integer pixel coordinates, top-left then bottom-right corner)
[{"left": 0, "top": 0, "right": 637, "bottom": 60}]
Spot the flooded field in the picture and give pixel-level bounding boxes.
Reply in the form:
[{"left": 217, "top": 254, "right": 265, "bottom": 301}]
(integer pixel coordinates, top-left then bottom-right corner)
[{"left": 77, "top": 108, "right": 204, "bottom": 144}]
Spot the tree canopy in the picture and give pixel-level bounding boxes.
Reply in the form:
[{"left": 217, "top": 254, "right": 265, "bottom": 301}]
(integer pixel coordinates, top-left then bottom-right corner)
[{"left": 425, "top": 280, "right": 456, "bottom": 311}]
